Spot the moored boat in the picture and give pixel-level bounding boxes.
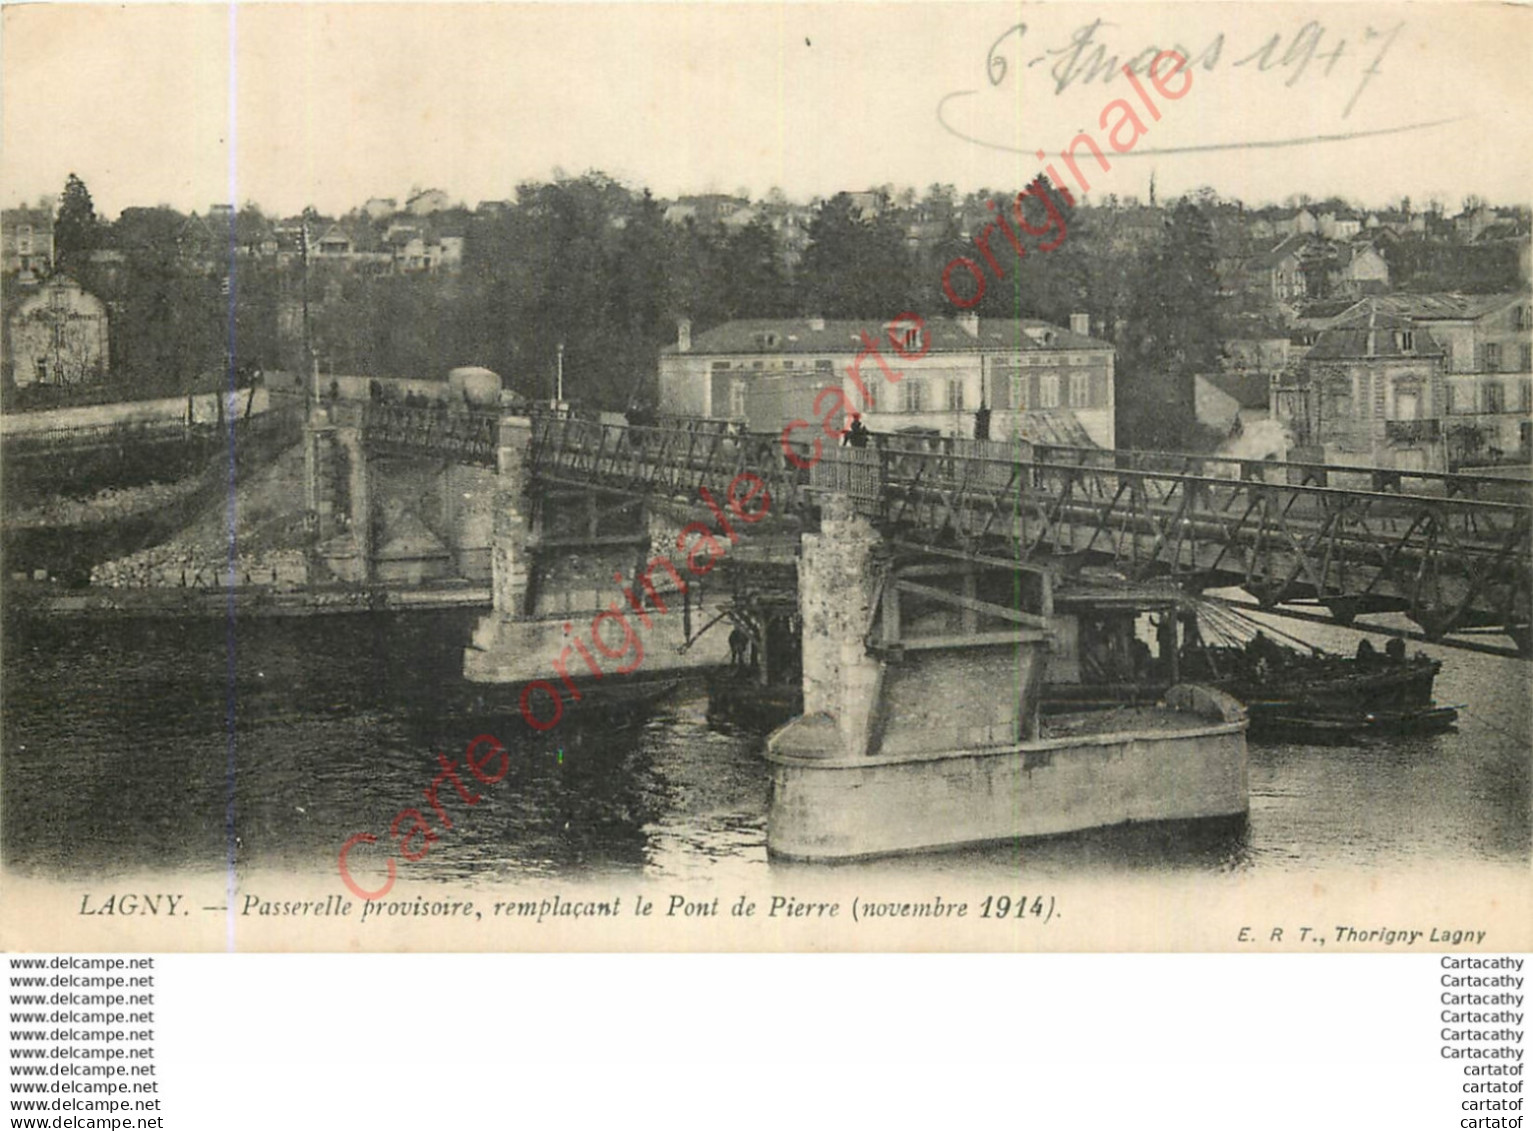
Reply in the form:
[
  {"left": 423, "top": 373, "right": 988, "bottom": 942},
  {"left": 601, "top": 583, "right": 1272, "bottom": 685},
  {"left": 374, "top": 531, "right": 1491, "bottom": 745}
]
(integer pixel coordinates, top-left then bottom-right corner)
[
  {"left": 1250, "top": 702, "right": 1461, "bottom": 742},
  {"left": 1041, "top": 584, "right": 1458, "bottom": 740}
]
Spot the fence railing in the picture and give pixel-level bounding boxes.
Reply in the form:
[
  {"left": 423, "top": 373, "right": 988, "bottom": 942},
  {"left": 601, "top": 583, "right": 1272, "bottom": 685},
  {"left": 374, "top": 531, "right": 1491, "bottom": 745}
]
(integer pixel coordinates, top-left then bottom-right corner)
[{"left": 1, "top": 404, "right": 300, "bottom": 458}]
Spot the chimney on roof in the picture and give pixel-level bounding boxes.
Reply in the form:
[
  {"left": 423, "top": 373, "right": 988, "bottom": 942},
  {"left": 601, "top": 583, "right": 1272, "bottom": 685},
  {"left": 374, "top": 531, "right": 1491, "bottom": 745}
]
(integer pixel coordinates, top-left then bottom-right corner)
[
  {"left": 1070, "top": 312, "right": 1090, "bottom": 336},
  {"left": 956, "top": 311, "right": 980, "bottom": 338},
  {"left": 677, "top": 318, "right": 692, "bottom": 354},
  {"left": 807, "top": 315, "right": 826, "bottom": 332}
]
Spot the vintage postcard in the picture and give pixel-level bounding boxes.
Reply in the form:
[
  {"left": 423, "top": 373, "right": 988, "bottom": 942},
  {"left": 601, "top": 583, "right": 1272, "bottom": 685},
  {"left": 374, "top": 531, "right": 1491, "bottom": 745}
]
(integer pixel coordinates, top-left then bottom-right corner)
[{"left": 2, "top": 1, "right": 1529, "bottom": 953}]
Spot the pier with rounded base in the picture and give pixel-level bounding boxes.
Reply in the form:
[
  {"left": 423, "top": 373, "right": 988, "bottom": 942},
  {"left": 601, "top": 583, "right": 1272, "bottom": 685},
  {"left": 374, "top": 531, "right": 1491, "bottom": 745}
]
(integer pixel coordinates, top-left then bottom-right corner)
[{"left": 766, "top": 684, "right": 1248, "bottom": 861}]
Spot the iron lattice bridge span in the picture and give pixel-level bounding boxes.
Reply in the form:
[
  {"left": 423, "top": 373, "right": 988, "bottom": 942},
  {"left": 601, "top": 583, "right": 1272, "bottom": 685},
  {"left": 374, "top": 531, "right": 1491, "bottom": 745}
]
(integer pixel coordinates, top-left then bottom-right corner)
[
  {"left": 374, "top": 409, "right": 1533, "bottom": 655},
  {"left": 356, "top": 402, "right": 501, "bottom": 466}
]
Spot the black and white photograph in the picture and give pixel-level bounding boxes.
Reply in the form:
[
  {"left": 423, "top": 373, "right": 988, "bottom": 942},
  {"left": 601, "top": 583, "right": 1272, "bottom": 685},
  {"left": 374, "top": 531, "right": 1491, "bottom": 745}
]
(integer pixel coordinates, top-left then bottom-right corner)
[{"left": 1, "top": 0, "right": 1529, "bottom": 954}]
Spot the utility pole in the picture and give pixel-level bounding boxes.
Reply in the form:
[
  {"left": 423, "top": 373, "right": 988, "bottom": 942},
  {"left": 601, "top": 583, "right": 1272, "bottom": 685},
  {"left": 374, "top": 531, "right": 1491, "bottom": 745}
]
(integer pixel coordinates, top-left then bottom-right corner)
[{"left": 300, "top": 208, "right": 317, "bottom": 409}]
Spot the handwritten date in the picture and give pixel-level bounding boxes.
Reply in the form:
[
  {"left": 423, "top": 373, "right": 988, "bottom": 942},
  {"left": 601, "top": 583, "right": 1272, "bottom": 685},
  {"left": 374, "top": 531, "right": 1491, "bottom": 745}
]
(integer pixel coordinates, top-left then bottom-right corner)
[{"left": 985, "top": 18, "right": 1404, "bottom": 119}]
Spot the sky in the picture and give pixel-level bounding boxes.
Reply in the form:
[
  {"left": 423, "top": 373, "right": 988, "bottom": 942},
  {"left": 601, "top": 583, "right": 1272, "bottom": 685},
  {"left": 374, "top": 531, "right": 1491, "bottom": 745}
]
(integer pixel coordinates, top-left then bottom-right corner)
[{"left": 3, "top": 1, "right": 1530, "bottom": 219}]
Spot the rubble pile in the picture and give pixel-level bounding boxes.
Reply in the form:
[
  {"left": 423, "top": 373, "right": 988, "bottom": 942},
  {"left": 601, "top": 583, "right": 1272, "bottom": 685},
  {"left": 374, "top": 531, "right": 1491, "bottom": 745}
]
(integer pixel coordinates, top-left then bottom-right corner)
[
  {"left": 8, "top": 480, "right": 203, "bottom": 529},
  {"left": 88, "top": 443, "right": 313, "bottom": 590},
  {"left": 91, "top": 546, "right": 308, "bottom": 590}
]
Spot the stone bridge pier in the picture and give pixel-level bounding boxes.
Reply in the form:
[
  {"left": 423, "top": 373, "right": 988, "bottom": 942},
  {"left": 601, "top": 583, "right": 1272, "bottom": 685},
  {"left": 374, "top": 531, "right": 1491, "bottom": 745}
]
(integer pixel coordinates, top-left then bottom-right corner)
[
  {"left": 304, "top": 401, "right": 497, "bottom": 585},
  {"left": 782, "top": 495, "right": 1053, "bottom": 762},
  {"left": 463, "top": 417, "right": 731, "bottom": 708},
  {"left": 767, "top": 494, "right": 1247, "bottom": 861}
]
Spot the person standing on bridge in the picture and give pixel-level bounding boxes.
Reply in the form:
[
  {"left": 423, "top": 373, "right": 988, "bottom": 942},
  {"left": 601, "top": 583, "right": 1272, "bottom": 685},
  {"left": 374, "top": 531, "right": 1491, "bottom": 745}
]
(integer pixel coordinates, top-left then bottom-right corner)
[
  {"left": 729, "top": 624, "right": 752, "bottom": 674},
  {"left": 845, "top": 413, "right": 871, "bottom": 449}
]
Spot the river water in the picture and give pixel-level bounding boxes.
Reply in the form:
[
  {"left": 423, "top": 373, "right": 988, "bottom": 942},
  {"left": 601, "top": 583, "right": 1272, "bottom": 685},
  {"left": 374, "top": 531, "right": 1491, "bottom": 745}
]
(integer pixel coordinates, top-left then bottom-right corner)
[{"left": 2, "top": 607, "right": 1528, "bottom": 886}]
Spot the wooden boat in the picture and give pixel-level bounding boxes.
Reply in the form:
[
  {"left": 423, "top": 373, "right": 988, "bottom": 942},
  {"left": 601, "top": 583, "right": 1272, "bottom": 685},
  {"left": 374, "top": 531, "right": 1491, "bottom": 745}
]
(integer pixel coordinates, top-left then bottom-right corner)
[
  {"left": 1041, "top": 584, "right": 1457, "bottom": 741},
  {"left": 706, "top": 671, "right": 801, "bottom": 732},
  {"left": 1248, "top": 703, "right": 1460, "bottom": 742},
  {"left": 1199, "top": 657, "right": 1454, "bottom": 736}
]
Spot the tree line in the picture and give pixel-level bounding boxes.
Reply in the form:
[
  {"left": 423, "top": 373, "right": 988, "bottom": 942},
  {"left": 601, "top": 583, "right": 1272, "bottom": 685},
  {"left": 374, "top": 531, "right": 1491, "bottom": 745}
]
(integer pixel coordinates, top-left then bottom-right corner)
[{"left": 28, "top": 171, "right": 1230, "bottom": 446}]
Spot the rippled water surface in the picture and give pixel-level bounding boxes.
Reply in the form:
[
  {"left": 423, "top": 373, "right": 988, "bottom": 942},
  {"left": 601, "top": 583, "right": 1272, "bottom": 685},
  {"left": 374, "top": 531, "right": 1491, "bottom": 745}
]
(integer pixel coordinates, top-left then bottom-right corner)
[{"left": 3, "top": 609, "right": 1528, "bottom": 883}]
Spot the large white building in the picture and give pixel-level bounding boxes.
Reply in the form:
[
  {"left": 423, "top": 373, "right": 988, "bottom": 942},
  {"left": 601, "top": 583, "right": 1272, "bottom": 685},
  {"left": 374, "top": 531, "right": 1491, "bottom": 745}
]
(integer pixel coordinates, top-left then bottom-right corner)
[{"left": 658, "top": 314, "right": 1116, "bottom": 449}]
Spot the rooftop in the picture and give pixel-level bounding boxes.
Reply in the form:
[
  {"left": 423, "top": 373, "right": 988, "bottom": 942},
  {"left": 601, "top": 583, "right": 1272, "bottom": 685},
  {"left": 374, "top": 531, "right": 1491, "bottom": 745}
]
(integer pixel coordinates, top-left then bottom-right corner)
[
  {"left": 1331, "top": 292, "right": 1528, "bottom": 323},
  {"left": 1200, "top": 371, "right": 1272, "bottom": 408},
  {"left": 1247, "top": 233, "right": 1312, "bottom": 269},
  {"left": 1306, "top": 301, "right": 1445, "bottom": 361},
  {"left": 665, "top": 317, "right": 1112, "bottom": 356}
]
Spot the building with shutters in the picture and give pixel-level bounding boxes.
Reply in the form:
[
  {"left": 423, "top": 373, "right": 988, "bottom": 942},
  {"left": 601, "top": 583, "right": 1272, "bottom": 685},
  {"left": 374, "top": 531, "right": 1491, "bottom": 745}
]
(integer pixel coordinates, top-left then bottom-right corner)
[
  {"left": 659, "top": 313, "right": 1115, "bottom": 448},
  {"left": 1305, "top": 293, "right": 1531, "bottom": 467},
  {"left": 1275, "top": 300, "right": 1447, "bottom": 471}
]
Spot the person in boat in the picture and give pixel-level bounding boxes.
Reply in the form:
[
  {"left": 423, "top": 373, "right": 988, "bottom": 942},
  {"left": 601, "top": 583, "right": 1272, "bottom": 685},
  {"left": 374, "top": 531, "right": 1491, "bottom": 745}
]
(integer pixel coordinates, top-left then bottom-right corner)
[
  {"left": 1385, "top": 637, "right": 1406, "bottom": 663},
  {"left": 845, "top": 413, "right": 871, "bottom": 449},
  {"left": 1355, "top": 638, "right": 1379, "bottom": 664},
  {"left": 728, "top": 624, "right": 751, "bottom": 673},
  {"left": 1129, "top": 637, "right": 1153, "bottom": 680},
  {"left": 1246, "top": 630, "right": 1286, "bottom": 668}
]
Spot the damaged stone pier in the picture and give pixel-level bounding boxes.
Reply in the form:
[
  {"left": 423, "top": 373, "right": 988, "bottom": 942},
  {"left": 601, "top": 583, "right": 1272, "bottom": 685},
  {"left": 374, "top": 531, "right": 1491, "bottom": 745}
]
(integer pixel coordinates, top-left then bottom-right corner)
[
  {"left": 765, "top": 496, "right": 1249, "bottom": 860},
  {"left": 462, "top": 416, "right": 731, "bottom": 705}
]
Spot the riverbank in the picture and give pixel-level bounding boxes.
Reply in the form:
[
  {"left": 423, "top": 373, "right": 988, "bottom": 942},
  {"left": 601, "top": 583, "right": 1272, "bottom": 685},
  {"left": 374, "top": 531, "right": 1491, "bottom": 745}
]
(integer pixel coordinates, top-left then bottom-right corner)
[
  {"left": 3, "top": 414, "right": 302, "bottom": 584},
  {"left": 5, "top": 581, "right": 491, "bottom": 619}
]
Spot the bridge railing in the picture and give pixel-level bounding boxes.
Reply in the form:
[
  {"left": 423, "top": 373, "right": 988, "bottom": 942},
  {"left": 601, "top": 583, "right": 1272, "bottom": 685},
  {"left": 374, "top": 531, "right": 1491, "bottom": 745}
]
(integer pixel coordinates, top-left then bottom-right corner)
[
  {"left": 359, "top": 403, "right": 500, "bottom": 466},
  {"left": 807, "top": 446, "right": 882, "bottom": 509},
  {"left": 872, "top": 441, "right": 1530, "bottom": 641},
  {"left": 529, "top": 416, "right": 822, "bottom": 515},
  {"left": 529, "top": 419, "right": 1532, "bottom": 535},
  {"left": 870, "top": 440, "right": 1531, "bottom": 542},
  {"left": 1031, "top": 442, "right": 1532, "bottom": 503},
  {"left": 524, "top": 418, "right": 1532, "bottom": 643}
]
